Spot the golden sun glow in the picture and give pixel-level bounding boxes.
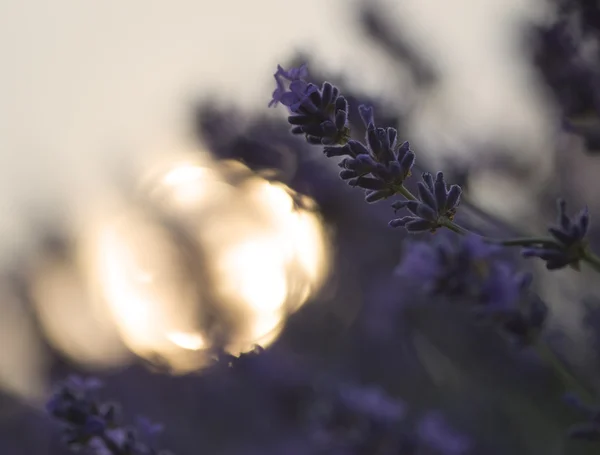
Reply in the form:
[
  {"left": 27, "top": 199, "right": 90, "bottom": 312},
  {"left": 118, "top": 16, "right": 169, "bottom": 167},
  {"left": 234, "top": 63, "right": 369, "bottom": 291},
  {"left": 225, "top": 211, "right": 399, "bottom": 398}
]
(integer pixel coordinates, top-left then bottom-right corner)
[{"left": 39, "top": 154, "right": 333, "bottom": 373}]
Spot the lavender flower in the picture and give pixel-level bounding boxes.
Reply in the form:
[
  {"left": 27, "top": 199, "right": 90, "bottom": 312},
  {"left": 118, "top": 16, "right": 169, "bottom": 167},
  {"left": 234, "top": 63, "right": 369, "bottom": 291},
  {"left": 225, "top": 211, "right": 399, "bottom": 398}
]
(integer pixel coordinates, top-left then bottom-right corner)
[
  {"left": 337, "top": 384, "right": 407, "bottom": 424},
  {"left": 396, "top": 233, "right": 545, "bottom": 343},
  {"left": 337, "top": 106, "right": 416, "bottom": 203},
  {"left": 522, "top": 198, "right": 590, "bottom": 270},
  {"left": 389, "top": 171, "right": 462, "bottom": 233},
  {"left": 306, "top": 381, "right": 409, "bottom": 454},
  {"left": 269, "top": 64, "right": 350, "bottom": 146},
  {"left": 417, "top": 412, "right": 471, "bottom": 455},
  {"left": 46, "top": 376, "right": 112, "bottom": 447},
  {"left": 268, "top": 64, "right": 310, "bottom": 108},
  {"left": 46, "top": 376, "right": 171, "bottom": 455},
  {"left": 268, "top": 63, "right": 417, "bottom": 205}
]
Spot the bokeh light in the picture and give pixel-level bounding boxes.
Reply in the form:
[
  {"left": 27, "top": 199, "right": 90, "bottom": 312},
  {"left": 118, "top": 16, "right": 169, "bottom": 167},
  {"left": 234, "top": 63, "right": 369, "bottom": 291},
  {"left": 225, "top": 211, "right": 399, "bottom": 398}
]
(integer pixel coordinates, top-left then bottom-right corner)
[{"left": 31, "top": 152, "right": 331, "bottom": 378}]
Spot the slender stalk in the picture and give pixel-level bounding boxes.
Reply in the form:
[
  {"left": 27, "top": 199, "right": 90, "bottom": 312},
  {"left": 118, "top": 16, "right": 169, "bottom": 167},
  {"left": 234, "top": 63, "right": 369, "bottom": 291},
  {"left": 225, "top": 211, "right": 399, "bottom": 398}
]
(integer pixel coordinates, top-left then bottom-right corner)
[
  {"left": 440, "top": 220, "right": 467, "bottom": 235},
  {"left": 582, "top": 249, "right": 600, "bottom": 273},
  {"left": 395, "top": 185, "right": 417, "bottom": 201}
]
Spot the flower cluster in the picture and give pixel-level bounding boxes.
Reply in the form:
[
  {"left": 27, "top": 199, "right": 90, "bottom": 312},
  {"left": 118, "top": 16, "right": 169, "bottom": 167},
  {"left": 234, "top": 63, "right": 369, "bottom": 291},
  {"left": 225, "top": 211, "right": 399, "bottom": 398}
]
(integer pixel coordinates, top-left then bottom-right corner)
[
  {"left": 304, "top": 381, "right": 471, "bottom": 455},
  {"left": 269, "top": 64, "right": 431, "bottom": 215},
  {"left": 306, "top": 382, "right": 408, "bottom": 453},
  {"left": 216, "top": 347, "right": 471, "bottom": 454},
  {"left": 46, "top": 376, "right": 171, "bottom": 455},
  {"left": 396, "top": 233, "right": 547, "bottom": 344}
]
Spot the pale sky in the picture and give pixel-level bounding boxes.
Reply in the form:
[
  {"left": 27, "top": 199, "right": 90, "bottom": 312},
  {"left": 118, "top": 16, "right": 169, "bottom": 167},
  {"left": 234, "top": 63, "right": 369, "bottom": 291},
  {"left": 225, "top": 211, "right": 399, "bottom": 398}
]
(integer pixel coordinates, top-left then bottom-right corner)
[{"left": 0, "top": 0, "right": 550, "bottom": 262}]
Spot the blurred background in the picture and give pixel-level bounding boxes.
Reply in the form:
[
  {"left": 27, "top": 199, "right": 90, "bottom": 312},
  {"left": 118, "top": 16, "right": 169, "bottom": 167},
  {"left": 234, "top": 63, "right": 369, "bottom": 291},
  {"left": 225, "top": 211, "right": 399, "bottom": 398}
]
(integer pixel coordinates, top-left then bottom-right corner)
[{"left": 2, "top": 0, "right": 600, "bottom": 453}]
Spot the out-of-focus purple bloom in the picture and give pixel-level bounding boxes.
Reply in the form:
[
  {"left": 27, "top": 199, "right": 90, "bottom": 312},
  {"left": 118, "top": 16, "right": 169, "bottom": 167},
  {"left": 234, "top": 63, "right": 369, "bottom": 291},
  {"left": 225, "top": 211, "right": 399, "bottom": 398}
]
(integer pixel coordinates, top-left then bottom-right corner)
[
  {"left": 137, "top": 416, "right": 165, "bottom": 439},
  {"left": 396, "top": 234, "right": 500, "bottom": 298},
  {"left": 306, "top": 381, "right": 409, "bottom": 453},
  {"left": 396, "top": 233, "right": 545, "bottom": 343},
  {"left": 532, "top": 0, "right": 600, "bottom": 138},
  {"left": 46, "top": 376, "right": 171, "bottom": 455},
  {"left": 417, "top": 412, "right": 471, "bottom": 455},
  {"left": 522, "top": 198, "right": 590, "bottom": 270},
  {"left": 389, "top": 171, "right": 462, "bottom": 233},
  {"left": 337, "top": 384, "right": 406, "bottom": 424}
]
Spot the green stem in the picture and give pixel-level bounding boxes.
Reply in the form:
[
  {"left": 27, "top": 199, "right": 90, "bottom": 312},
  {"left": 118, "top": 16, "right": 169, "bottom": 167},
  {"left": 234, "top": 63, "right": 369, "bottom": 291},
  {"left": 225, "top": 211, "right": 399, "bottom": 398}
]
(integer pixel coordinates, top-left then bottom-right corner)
[
  {"left": 440, "top": 220, "right": 468, "bottom": 235},
  {"left": 582, "top": 249, "right": 600, "bottom": 273},
  {"left": 395, "top": 185, "right": 417, "bottom": 201}
]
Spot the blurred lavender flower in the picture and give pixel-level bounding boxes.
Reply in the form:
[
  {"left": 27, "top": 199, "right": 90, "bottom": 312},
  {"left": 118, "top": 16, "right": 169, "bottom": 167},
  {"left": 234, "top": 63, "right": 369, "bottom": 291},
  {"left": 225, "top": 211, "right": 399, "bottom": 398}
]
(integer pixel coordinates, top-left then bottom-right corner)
[
  {"left": 46, "top": 376, "right": 112, "bottom": 448},
  {"left": 46, "top": 375, "right": 171, "bottom": 455},
  {"left": 396, "top": 233, "right": 546, "bottom": 344},
  {"left": 522, "top": 199, "right": 590, "bottom": 270},
  {"left": 417, "top": 412, "right": 471, "bottom": 455},
  {"left": 306, "top": 381, "right": 410, "bottom": 454},
  {"left": 389, "top": 171, "right": 461, "bottom": 233},
  {"left": 337, "top": 383, "right": 407, "bottom": 424},
  {"left": 531, "top": 0, "right": 600, "bottom": 152}
]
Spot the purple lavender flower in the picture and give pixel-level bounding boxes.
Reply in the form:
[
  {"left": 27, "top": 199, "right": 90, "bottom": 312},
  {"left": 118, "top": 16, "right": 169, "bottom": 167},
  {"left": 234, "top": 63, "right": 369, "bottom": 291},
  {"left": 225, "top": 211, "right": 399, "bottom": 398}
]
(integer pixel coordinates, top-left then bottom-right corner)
[
  {"left": 396, "top": 233, "right": 544, "bottom": 343},
  {"left": 396, "top": 234, "right": 502, "bottom": 300},
  {"left": 268, "top": 64, "right": 417, "bottom": 204},
  {"left": 268, "top": 64, "right": 309, "bottom": 108},
  {"left": 522, "top": 198, "right": 590, "bottom": 270},
  {"left": 268, "top": 64, "right": 350, "bottom": 146},
  {"left": 306, "top": 381, "right": 408, "bottom": 453},
  {"left": 389, "top": 171, "right": 462, "bottom": 233},
  {"left": 46, "top": 376, "right": 171, "bottom": 455},
  {"left": 417, "top": 412, "right": 471, "bottom": 455},
  {"left": 337, "top": 384, "right": 406, "bottom": 424},
  {"left": 336, "top": 106, "right": 416, "bottom": 202}
]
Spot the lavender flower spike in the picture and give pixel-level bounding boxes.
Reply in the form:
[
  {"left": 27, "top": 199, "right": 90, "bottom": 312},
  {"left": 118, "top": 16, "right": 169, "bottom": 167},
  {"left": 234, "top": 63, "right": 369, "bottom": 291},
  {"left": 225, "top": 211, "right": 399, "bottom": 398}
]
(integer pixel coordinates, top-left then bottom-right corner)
[
  {"left": 522, "top": 198, "right": 590, "bottom": 270},
  {"left": 338, "top": 106, "right": 416, "bottom": 202},
  {"left": 268, "top": 66, "right": 416, "bottom": 204},
  {"left": 268, "top": 63, "right": 350, "bottom": 146},
  {"left": 389, "top": 171, "right": 462, "bottom": 233}
]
